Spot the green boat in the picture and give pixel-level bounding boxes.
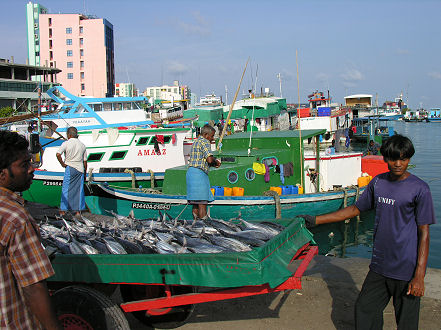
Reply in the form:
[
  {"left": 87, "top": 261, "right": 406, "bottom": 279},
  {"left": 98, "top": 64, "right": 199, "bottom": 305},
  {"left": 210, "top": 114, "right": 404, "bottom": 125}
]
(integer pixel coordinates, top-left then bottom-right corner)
[{"left": 85, "top": 129, "right": 365, "bottom": 220}]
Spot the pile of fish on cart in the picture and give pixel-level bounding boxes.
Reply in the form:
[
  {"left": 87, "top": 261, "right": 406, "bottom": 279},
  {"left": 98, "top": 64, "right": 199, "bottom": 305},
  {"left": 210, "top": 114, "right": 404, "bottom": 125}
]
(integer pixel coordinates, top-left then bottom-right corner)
[{"left": 41, "top": 211, "right": 317, "bottom": 329}]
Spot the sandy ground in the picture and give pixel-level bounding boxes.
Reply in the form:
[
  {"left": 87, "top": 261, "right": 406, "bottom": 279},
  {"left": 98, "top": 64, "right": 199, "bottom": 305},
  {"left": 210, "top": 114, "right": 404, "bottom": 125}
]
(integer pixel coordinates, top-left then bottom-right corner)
[
  {"left": 27, "top": 203, "right": 441, "bottom": 329},
  {"left": 125, "top": 256, "right": 441, "bottom": 330}
]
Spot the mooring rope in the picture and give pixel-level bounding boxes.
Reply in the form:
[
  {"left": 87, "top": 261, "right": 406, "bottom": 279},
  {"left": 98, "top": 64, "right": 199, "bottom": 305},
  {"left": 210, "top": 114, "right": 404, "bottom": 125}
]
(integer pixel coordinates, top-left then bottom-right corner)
[{"left": 263, "top": 190, "right": 281, "bottom": 219}]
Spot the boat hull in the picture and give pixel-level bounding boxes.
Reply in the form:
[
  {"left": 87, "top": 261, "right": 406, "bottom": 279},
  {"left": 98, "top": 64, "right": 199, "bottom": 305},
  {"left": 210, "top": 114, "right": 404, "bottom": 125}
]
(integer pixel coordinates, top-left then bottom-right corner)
[
  {"left": 23, "top": 171, "right": 164, "bottom": 207},
  {"left": 85, "top": 184, "right": 363, "bottom": 220}
]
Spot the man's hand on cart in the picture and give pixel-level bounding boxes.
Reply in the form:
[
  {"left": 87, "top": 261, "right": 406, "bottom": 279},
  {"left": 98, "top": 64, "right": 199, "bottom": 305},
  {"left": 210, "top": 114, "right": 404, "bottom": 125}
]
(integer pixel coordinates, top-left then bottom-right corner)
[{"left": 297, "top": 215, "right": 316, "bottom": 228}]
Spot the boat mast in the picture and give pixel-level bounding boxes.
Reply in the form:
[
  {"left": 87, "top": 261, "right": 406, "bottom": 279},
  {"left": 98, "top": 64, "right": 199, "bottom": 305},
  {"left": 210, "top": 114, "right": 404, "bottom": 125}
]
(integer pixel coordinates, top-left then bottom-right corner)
[
  {"left": 217, "top": 57, "right": 249, "bottom": 151},
  {"left": 277, "top": 73, "right": 283, "bottom": 98},
  {"left": 37, "top": 83, "right": 42, "bottom": 133},
  {"left": 248, "top": 64, "right": 258, "bottom": 156},
  {"left": 296, "top": 50, "right": 304, "bottom": 189}
]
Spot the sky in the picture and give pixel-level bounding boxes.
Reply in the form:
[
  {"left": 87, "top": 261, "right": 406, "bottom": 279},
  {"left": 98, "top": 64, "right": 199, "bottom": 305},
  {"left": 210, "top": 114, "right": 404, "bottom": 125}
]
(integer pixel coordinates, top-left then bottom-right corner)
[{"left": 1, "top": 0, "right": 441, "bottom": 109}]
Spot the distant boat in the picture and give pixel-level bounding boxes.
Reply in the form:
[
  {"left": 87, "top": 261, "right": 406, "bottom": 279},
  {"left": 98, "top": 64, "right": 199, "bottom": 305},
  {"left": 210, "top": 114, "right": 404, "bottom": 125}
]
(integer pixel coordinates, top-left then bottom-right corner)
[
  {"left": 404, "top": 109, "right": 427, "bottom": 122},
  {"left": 350, "top": 116, "right": 397, "bottom": 144},
  {"left": 425, "top": 108, "right": 441, "bottom": 122},
  {"left": 197, "top": 93, "right": 223, "bottom": 107},
  {"left": 372, "top": 94, "right": 405, "bottom": 121}
]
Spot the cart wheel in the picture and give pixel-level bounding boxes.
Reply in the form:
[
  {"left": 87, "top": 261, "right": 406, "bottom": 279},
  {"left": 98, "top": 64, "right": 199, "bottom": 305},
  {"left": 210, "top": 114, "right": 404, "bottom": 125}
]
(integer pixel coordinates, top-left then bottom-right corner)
[
  {"left": 53, "top": 285, "right": 130, "bottom": 330},
  {"left": 120, "top": 284, "right": 195, "bottom": 329}
]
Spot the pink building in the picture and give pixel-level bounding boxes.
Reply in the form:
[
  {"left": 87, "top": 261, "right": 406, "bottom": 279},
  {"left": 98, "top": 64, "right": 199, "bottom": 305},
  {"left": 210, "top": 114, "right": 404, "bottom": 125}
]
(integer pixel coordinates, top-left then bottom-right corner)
[{"left": 38, "top": 13, "right": 114, "bottom": 97}]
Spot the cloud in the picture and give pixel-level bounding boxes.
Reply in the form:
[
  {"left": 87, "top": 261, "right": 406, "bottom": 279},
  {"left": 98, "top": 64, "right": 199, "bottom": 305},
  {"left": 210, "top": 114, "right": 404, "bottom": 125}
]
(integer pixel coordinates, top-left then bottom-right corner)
[
  {"left": 428, "top": 71, "right": 441, "bottom": 79},
  {"left": 340, "top": 66, "right": 364, "bottom": 88},
  {"left": 176, "top": 11, "right": 211, "bottom": 36},
  {"left": 166, "top": 60, "right": 190, "bottom": 75},
  {"left": 340, "top": 68, "right": 364, "bottom": 82}
]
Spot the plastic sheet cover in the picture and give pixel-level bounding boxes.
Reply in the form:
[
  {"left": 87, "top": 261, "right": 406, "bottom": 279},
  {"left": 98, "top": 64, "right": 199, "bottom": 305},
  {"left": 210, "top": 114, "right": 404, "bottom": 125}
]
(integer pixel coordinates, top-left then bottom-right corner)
[{"left": 49, "top": 218, "right": 313, "bottom": 289}]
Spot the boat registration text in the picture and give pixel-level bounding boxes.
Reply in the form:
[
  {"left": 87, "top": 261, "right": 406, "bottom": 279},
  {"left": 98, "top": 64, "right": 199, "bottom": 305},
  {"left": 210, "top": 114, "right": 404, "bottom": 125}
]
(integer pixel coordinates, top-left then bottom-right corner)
[{"left": 132, "top": 202, "right": 171, "bottom": 210}]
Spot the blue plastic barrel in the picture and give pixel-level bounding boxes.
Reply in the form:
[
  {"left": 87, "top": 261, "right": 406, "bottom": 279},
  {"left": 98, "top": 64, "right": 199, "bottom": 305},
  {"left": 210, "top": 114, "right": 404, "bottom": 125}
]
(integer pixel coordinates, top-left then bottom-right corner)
[
  {"left": 286, "top": 185, "right": 296, "bottom": 194},
  {"left": 212, "top": 186, "right": 224, "bottom": 196},
  {"left": 280, "top": 186, "right": 290, "bottom": 195}
]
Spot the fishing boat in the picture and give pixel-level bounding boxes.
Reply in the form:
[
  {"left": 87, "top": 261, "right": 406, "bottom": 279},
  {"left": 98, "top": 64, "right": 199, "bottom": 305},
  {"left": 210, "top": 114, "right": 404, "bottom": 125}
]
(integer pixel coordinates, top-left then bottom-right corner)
[
  {"left": 374, "top": 95, "right": 405, "bottom": 121},
  {"left": 22, "top": 126, "right": 191, "bottom": 207},
  {"left": 294, "top": 91, "right": 352, "bottom": 144},
  {"left": 425, "top": 108, "right": 441, "bottom": 122},
  {"left": 403, "top": 109, "right": 427, "bottom": 122},
  {"left": 350, "top": 116, "right": 396, "bottom": 144},
  {"left": 85, "top": 129, "right": 366, "bottom": 220}
]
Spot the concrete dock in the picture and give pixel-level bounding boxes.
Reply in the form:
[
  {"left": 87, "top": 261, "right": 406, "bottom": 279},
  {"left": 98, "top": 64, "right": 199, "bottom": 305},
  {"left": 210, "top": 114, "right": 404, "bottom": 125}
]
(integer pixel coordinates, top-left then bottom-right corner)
[{"left": 27, "top": 203, "right": 441, "bottom": 329}]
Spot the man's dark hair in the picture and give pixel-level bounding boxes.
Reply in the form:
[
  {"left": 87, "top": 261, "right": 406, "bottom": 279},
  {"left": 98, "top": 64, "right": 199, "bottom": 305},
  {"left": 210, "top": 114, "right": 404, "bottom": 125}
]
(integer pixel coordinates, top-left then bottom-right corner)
[
  {"left": 67, "top": 126, "right": 78, "bottom": 138},
  {"left": 380, "top": 134, "right": 415, "bottom": 160},
  {"left": 201, "top": 124, "right": 215, "bottom": 136},
  {"left": 0, "top": 130, "right": 29, "bottom": 170}
]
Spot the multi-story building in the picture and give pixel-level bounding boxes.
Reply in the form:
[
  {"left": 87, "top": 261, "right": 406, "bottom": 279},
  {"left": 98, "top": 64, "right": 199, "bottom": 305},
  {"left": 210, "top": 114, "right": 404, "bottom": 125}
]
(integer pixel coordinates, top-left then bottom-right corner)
[
  {"left": 115, "top": 83, "right": 137, "bottom": 97},
  {"left": 26, "top": 2, "right": 48, "bottom": 67},
  {"left": 0, "top": 57, "right": 60, "bottom": 112},
  {"left": 143, "top": 80, "right": 190, "bottom": 103},
  {"left": 26, "top": 2, "right": 115, "bottom": 97}
]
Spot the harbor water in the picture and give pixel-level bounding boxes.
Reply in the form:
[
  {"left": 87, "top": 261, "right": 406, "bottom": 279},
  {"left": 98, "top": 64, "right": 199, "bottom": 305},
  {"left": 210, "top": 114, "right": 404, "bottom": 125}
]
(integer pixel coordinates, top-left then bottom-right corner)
[{"left": 318, "top": 121, "right": 441, "bottom": 269}]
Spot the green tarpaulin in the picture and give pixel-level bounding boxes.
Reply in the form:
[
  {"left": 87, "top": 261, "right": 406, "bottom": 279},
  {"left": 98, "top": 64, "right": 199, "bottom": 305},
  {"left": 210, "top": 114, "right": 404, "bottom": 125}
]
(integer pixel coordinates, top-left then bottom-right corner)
[{"left": 49, "top": 219, "right": 313, "bottom": 289}]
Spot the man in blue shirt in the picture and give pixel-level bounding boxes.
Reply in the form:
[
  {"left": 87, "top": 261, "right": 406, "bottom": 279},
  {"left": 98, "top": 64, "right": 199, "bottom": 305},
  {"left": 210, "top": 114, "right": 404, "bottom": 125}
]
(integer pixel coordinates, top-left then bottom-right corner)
[
  {"left": 186, "top": 125, "right": 221, "bottom": 219},
  {"left": 300, "top": 134, "right": 435, "bottom": 329}
]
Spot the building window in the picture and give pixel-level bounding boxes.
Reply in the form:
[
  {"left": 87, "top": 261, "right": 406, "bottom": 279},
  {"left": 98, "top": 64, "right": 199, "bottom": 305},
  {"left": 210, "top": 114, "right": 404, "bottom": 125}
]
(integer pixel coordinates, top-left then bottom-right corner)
[
  {"left": 49, "top": 40, "right": 52, "bottom": 48},
  {"left": 81, "top": 83, "right": 85, "bottom": 91},
  {"left": 80, "top": 61, "right": 84, "bottom": 68},
  {"left": 80, "top": 38, "right": 83, "bottom": 46},
  {"left": 67, "top": 62, "right": 73, "bottom": 68},
  {"left": 80, "top": 49, "right": 84, "bottom": 56},
  {"left": 80, "top": 72, "right": 85, "bottom": 79},
  {"left": 66, "top": 39, "right": 72, "bottom": 45},
  {"left": 49, "top": 51, "right": 53, "bottom": 60},
  {"left": 48, "top": 18, "right": 52, "bottom": 26},
  {"left": 67, "top": 50, "right": 73, "bottom": 56},
  {"left": 66, "top": 27, "right": 72, "bottom": 34},
  {"left": 79, "top": 26, "right": 83, "bottom": 34},
  {"left": 35, "top": 51, "right": 40, "bottom": 57},
  {"left": 49, "top": 28, "right": 52, "bottom": 38},
  {"left": 67, "top": 73, "right": 73, "bottom": 79}
]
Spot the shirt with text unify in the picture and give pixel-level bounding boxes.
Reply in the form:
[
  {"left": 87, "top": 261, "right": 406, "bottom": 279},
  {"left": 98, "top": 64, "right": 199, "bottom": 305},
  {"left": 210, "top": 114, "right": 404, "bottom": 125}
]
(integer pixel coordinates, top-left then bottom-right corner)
[
  {"left": 188, "top": 136, "right": 212, "bottom": 174},
  {"left": 355, "top": 173, "right": 436, "bottom": 281},
  {"left": 0, "top": 187, "right": 55, "bottom": 329}
]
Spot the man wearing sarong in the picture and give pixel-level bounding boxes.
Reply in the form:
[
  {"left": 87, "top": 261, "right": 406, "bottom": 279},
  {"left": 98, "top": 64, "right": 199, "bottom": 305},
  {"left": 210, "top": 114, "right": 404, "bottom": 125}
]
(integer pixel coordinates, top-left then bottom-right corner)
[
  {"left": 56, "top": 127, "right": 87, "bottom": 217},
  {"left": 186, "top": 124, "right": 220, "bottom": 219}
]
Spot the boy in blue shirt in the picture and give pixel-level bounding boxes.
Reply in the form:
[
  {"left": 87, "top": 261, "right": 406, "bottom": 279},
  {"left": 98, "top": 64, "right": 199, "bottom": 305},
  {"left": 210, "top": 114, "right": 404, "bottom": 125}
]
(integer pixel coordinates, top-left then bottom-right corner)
[{"left": 301, "top": 134, "right": 435, "bottom": 329}]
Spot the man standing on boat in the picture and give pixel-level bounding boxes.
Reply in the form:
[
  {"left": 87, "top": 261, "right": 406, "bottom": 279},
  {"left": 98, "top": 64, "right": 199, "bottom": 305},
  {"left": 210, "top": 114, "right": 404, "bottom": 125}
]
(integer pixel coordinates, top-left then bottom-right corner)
[
  {"left": 300, "top": 134, "right": 435, "bottom": 329},
  {"left": 56, "top": 127, "right": 87, "bottom": 217},
  {"left": 186, "top": 124, "right": 220, "bottom": 219},
  {"left": 0, "top": 130, "right": 62, "bottom": 330},
  {"left": 367, "top": 139, "right": 380, "bottom": 155}
]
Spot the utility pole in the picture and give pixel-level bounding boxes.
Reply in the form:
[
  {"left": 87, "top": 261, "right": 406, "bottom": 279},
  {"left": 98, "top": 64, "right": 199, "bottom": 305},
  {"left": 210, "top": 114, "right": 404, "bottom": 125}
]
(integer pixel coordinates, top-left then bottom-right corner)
[{"left": 276, "top": 73, "right": 282, "bottom": 98}]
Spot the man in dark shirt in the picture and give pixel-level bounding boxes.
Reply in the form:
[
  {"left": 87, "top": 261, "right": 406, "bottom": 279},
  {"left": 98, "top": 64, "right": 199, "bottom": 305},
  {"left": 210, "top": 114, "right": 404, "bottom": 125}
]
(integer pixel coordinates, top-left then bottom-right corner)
[{"left": 300, "top": 134, "right": 435, "bottom": 329}]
